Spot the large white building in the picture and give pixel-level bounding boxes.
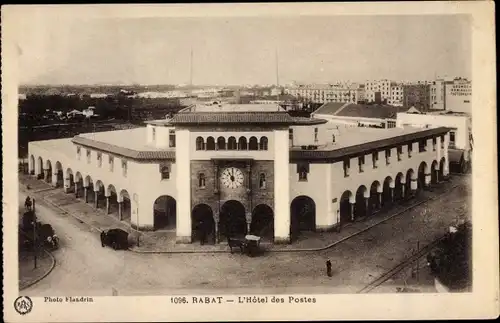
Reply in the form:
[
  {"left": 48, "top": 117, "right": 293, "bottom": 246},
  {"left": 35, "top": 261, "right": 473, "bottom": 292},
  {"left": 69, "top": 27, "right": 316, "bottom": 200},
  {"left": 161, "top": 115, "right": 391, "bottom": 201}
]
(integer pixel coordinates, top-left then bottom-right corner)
[
  {"left": 28, "top": 103, "right": 451, "bottom": 245},
  {"left": 430, "top": 77, "right": 472, "bottom": 114},
  {"left": 285, "top": 84, "right": 365, "bottom": 104},
  {"left": 364, "top": 79, "right": 391, "bottom": 103}
]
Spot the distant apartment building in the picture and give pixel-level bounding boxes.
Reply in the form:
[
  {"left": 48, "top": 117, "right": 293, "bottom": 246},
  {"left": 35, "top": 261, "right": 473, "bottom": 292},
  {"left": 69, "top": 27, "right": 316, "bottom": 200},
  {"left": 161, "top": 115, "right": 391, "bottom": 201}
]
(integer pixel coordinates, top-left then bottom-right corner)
[
  {"left": 285, "top": 83, "right": 365, "bottom": 104},
  {"left": 403, "top": 84, "right": 431, "bottom": 112},
  {"left": 364, "top": 79, "right": 391, "bottom": 103},
  {"left": 430, "top": 77, "right": 471, "bottom": 114},
  {"left": 389, "top": 83, "right": 404, "bottom": 106}
]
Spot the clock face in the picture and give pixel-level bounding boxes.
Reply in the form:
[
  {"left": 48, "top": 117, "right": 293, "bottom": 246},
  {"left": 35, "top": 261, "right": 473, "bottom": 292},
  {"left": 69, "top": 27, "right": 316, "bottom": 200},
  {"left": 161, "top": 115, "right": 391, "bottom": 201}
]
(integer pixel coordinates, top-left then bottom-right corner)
[{"left": 220, "top": 167, "right": 244, "bottom": 189}]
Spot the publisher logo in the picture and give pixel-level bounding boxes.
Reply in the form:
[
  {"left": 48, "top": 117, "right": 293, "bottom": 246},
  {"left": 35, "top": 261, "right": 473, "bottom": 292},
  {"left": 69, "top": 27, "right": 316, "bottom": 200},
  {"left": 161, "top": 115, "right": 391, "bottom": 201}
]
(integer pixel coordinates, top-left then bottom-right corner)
[{"left": 14, "top": 296, "right": 33, "bottom": 315}]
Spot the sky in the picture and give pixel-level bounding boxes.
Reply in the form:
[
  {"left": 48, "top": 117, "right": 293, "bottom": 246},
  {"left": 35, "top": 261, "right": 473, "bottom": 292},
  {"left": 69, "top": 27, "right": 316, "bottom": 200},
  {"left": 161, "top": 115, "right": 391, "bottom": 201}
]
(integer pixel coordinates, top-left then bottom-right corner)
[{"left": 16, "top": 14, "right": 472, "bottom": 86}]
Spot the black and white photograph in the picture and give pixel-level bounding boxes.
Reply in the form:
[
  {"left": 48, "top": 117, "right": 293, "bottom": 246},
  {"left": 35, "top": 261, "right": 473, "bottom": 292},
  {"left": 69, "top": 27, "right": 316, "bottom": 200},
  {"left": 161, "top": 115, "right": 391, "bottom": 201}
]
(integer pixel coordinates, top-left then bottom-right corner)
[{"left": 2, "top": 2, "right": 498, "bottom": 322}]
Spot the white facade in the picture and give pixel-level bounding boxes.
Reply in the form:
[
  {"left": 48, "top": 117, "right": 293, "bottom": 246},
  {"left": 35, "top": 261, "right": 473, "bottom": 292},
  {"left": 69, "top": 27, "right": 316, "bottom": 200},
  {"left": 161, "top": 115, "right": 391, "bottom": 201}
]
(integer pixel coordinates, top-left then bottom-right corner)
[
  {"left": 285, "top": 84, "right": 365, "bottom": 104},
  {"left": 364, "top": 80, "right": 391, "bottom": 102},
  {"left": 28, "top": 110, "right": 451, "bottom": 246}
]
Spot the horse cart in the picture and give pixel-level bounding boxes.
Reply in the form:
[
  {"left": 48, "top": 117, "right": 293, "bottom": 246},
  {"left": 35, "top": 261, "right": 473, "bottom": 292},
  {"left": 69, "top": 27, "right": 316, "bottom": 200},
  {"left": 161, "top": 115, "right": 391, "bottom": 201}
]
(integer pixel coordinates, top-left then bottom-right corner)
[
  {"left": 20, "top": 211, "right": 59, "bottom": 250},
  {"left": 227, "top": 235, "right": 262, "bottom": 257}
]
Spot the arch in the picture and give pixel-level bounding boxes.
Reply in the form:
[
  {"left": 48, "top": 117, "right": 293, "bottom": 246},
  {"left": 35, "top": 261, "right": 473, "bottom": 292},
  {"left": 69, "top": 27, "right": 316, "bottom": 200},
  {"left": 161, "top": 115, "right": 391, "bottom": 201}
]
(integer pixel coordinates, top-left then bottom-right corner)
[
  {"left": 369, "top": 181, "right": 382, "bottom": 214},
  {"left": 106, "top": 184, "right": 117, "bottom": 197},
  {"left": 75, "top": 171, "right": 83, "bottom": 183},
  {"left": 119, "top": 189, "right": 132, "bottom": 222},
  {"left": 53, "top": 161, "right": 64, "bottom": 187},
  {"left": 431, "top": 160, "right": 439, "bottom": 184},
  {"left": 339, "top": 190, "right": 354, "bottom": 224},
  {"left": 105, "top": 184, "right": 119, "bottom": 216},
  {"left": 405, "top": 168, "right": 415, "bottom": 196},
  {"left": 217, "top": 136, "right": 226, "bottom": 150},
  {"left": 206, "top": 137, "right": 216, "bottom": 150},
  {"left": 29, "top": 155, "right": 35, "bottom": 175},
  {"left": 290, "top": 195, "right": 316, "bottom": 240},
  {"left": 95, "top": 180, "right": 105, "bottom": 192},
  {"left": 355, "top": 185, "right": 369, "bottom": 219},
  {"left": 382, "top": 176, "right": 394, "bottom": 208},
  {"left": 44, "top": 160, "right": 53, "bottom": 183},
  {"left": 195, "top": 136, "right": 204, "bottom": 150},
  {"left": 45, "top": 159, "right": 52, "bottom": 170},
  {"left": 238, "top": 136, "right": 247, "bottom": 150},
  {"left": 417, "top": 161, "right": 429, "bottom": 190},
  {"left": 220, "top": 200, "right": 247, "bottom": 239},
  {"left": 259, "top": 136, "right": 269, "bottom": 150},
  {"left": 439, "top": 157, "right": 446, "bottom": 181},
  {"left": 154, "top": 195, "right": 177, "bottom": 230},
  {"left": 191, "top": 204, "right": 215, "bottom": 244},
  {"left": 249, "top": 136, "right": 258, "bottom": 150},
  {"left": 84, "top": 175, "right": 93, "bottom": 188},
  {"left": 394, "top": 172, "right": 404, "bottom": 201},
  {"left": 227, "top": 136, "right": 237, "bottom": 150},
  {"left": 36, "top": 156, "right": 43, "bottom": 177},
  {"left": 65, "top": 168, "right": 74, "bottom": 190},
  {"left": 250, "top": 204, "right": 274, "bottom": 241}
]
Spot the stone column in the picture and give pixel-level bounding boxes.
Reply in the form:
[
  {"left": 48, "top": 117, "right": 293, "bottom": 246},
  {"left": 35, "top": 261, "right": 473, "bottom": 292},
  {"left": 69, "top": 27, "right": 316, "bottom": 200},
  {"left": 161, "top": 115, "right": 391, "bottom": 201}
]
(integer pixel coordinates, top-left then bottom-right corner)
[
  {"left": 215, "top": 221, "right": 220, "bottom": 243},
  {"left": 350, "top": 203, "right": 355, "bottom": 221},
  {"left": 435, "top": 169, "right": 440, "bottom": 184},
  {"left": 74, "top": 183, "right": 79, "bottom": 197},
  {"left": 51, "top": 172, "right": 58, "bottom": 187},
  {"left": 401, "top": 185, "right": 405, "bottom": 200},
  {"left": 390, "top": 188, "right": 394, "bottom": 202},
  {"left": 273, "top": 129, "right": 290, "bottom": 244},
  {"left": 444, "top": 133, "right": 450, "bottom": 177},
  {"left": 64, "top": 177, "right": 71, "bottom": 193},
  {"left": 424, "top": 173, "right": 431, "bottom": 188},
  {"left": 106, "top": 196, "right": 110, "bottom": 214},
  {"left": 364, "top": 197, "right": 370, "bottom": 216},
  {"left": 118, "top": 202, "right": 123, "bottom": 220},
  {"left": 94, "top": 191, "right": 99, "bottom": 209},
  {"left": 84, "top": 187, "right": 89, "bottom": 203},
  {"left": 176, "top": 129, "right": 192, "bottom": 243},
  {"left": 378, "top": 193, "right": 382, "bottom": 209}
]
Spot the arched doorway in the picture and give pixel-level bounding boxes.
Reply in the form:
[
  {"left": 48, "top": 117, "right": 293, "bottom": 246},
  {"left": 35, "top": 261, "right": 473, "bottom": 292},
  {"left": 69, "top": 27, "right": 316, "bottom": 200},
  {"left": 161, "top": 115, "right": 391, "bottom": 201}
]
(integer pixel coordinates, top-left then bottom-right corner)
[
  {"left": 29, "top": 155, "right": 35, "bottom": 175},
  {"left": 339, "top": 191, "right": 354, "bottom": 225},
  {"left": 106, "top": 184, "right": 119, "bottom": 215},
  {"left": 94, "top": 180, "right": 106, "bottom": 209},
  {"left": 66, "top": 168, "right": 74, "bottom": 192},
  {"left": 119, "top": 190, "right": 131, "bottom": 222},
  {"left": 394, "top": 172, "right": 404, "bottom": 201},
  {"left": 431, "top": 160, "right": 438, "bottom": 184},
  {"left": 191, "top": 204, "right": 215, "bottom": 244},
  {"left": 382, "top": 176, "right": 394, "bottom": 208},
  {"left": 84, "top": 175, "right": 94, "bottom": 204},
  {"left": 74, "top": 172, "right": 84, "bottom": 198},
  {"left": 439, "top": 157, "right": 446, "bottom": 181},
  {"left": 250, "top": 204, "right": 274, "bottom": 241},
  {"left": 355, "top": 185, "right": 368, "bottom": 219},
  {"left": 45, "top": 160, "right": 53, "bottom": 183},
  {"left": 417, "top": 162, "right": 428, "bottom": 191},
  {"left": 220, "top": 200, "right": 247, "bottom": 240},
  {"left": 290, "top": 196, "right": 316, "bottom": 240},
  {"left": 54, "top": 161, "right": 64, "bottom": 187},
  {"left": 153, "top": 195, "right": 176, "bottom": 230},
  {"left": 405, "top": 169, "right": 415, "bottom": 199},
  {"left": 369, "top": 181, "right": 381, "bottom": 215},
  {"left": 37, "top": 157, "right": 43, "bottom": 179}
]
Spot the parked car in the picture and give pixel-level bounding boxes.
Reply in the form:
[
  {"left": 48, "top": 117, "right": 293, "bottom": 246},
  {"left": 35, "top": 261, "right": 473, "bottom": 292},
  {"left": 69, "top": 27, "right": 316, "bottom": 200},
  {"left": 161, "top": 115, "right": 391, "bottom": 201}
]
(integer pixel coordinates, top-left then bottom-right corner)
[{"left": 100, "top": 229, "right": 129, "bottom": 250}]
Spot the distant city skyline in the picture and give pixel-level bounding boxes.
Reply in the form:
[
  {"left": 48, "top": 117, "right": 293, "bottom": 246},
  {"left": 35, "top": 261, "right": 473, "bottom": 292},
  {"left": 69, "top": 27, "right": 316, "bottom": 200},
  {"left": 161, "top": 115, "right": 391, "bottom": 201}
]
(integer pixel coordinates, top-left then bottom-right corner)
[{"left": 17, "top": 14, "right": 471, "bottom": 86}]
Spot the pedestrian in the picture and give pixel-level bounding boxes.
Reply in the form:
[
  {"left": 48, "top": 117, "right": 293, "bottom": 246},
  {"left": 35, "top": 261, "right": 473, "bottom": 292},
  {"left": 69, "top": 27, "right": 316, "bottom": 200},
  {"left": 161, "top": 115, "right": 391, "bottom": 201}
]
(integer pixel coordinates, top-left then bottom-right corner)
[
  {"left": 25, "top": 196, "right": 32, "bottom": 211},
  {"left": 326, "top": 260, "right": 332, "bottom": 277}
]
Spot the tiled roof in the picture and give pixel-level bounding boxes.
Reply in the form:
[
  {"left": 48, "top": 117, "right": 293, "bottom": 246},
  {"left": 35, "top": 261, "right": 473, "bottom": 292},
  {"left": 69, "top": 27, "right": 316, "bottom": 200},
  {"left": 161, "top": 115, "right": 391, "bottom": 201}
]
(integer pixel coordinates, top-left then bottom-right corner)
[
  {"left": 291, "top": 117, "right": 328, "bottom": 125},
  {"left": 169, "top": 112, "right": 296, "bottom": 125},
  {"left": 314, "top": 103, "right": 411, "bottom": 119},
  {"left": 290, "top": 127, "right": 452, "bottom": 161},
  {"left": 71, "top": 136, "right": 175, "bottom": 161}
]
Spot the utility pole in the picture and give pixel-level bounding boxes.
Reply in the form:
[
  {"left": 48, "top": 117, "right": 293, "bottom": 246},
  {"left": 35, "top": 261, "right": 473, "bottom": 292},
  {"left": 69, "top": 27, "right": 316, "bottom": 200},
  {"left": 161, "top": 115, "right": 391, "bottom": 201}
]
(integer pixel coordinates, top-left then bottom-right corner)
[{"left": 33, "top": 198, "right": 37, "bottom": 269}]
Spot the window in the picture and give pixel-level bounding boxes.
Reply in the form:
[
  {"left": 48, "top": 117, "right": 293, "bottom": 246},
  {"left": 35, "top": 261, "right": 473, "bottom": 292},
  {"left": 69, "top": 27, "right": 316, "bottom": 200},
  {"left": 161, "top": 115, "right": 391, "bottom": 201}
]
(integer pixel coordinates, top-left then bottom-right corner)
[
  {"left": 343, "top": 159, "right": 350, "bottom": 177},
  {"left": 109, "top": 156, "right": 114, "bottom": 172},
  {"left": 152, "top": 128, "right": 156, "bottom": 141},
  {"left": 77, "top": 146, "right": 81, "bottom": 160},
  {"left": 238, "top": 137, "right": 247, "bottom": 150},
  {"left": 397, "top": 146, "right": 403, "bottom": 161},
  {"left": 206, "top": 137, "right": 216, "bottom": 150},
  {"left": 195, "top": 137, "right": 204, "bottom": 150},
  {"left": 289, "top": 129, "right": 294, "bottom": 141},
  {"left": 314, "top": 128, "right": 318, "bottom": 142},
  {"left": 259, "top": 173, "right": 266, "bottom": 189},
  {"left": 217, "top": 136, "right": 226, "bottom": 150},
  {"left": 169, "top": 130, "right": 176, "bottom": 148},
  {"left": 97, "top": 152, "right": 102, "bottom": 168},
  {"left": 372, "top": 152, "right": 379, "bottom": 168},
  {"left": 227, "top": 137, "right": 237, "bottom": 150},
  {"left": 259, "top": 137, "right": 268, "bottom": 150},
  {"left": 385, "top": 149, "right": 391, "bottom": 165},
  {"left": 249, "top": 137, "right": 258, "bottom": 150},
  {"left": 297, "top": 163, "right": 309, "bottom": 181},
  {"left": 161, "top": 166, "right": 170, "bottom": 180},
  {"left": 198, "top": 173, "right": 206, "bottom": 188},
  {"left": 86, "top": 149, "right": 91, "bottom": 163},
  {"left": 432, "top": 138, "right": 437, "bottom": 151},
  {"left": 450, "top": 131, "right": 456, "bottom": 144},
  {"left": 122, "top": 160, "right": 127, "bottom": 177},
  {"left": 358, "top": 155, "right": 365, "bottom": 173},
  {"left": 419, "top": 140, "right": 427, "bottom": 153},
  {"left": 408, "top": 143, "right": 413, "bottom": 158}
]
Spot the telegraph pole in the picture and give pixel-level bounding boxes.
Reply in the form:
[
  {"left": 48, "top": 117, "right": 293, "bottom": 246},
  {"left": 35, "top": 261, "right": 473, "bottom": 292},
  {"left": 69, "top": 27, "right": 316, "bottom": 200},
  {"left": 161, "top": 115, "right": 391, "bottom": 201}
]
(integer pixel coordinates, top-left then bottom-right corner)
[{"left": 33, "top": 198, "right": 37, "bottom": 269}]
